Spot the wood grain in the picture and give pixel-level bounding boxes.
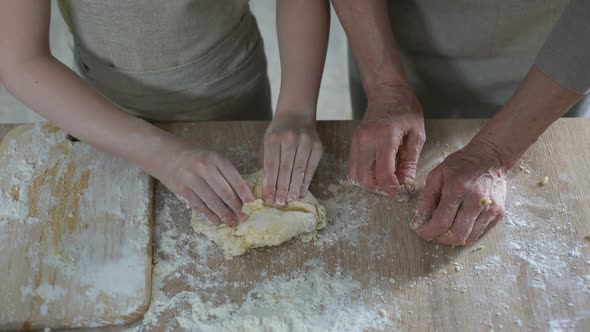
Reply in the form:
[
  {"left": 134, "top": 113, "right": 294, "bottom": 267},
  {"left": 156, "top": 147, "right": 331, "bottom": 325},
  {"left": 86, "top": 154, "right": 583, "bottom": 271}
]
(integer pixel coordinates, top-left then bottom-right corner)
[
  {"left": 0, "top": 124, "right": 153, "bottom": 331},
  {"left": 129, "top": 119, "right": 588, "bottom": 331},
  {"left": 4, "top": 119, "right": 589, "bottom": 331}
]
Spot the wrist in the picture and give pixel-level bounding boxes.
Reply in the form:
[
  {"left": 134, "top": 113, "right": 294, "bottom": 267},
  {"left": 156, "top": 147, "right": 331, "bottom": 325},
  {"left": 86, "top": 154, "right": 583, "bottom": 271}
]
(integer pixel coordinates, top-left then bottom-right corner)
[
  {"left": 138, "top": 133, "right": 192, "bottom": 178},
  {"left": 466, "top": 131, "right": 519, "bottom": 172},
  {"left": 365, "top": 80, "right": 417, "bottom": 108},
  {"left": 273, "top": 105, "right": 317, "bottom": 125}
]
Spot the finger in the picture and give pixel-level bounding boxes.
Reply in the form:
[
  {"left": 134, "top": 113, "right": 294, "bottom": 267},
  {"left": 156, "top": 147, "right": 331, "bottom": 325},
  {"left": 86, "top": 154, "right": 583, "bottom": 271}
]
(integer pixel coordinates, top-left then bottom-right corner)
[
  {"left": 275, "top": 140, "right": 297, "bottom": 205},
  {"left": 192, "top": 179, "right": 238, "bottom": 226},
  {"left": 208, "top": 168, "right": 248, "bottom": 221},
  {"left": 435, "top": 195, "right": 484, "bottom": 246},
  {"left": 466, "top": 210, "right": 504, "bottom": 245},
  {"left": 483, "top": 211, "right": 504, "bottom": 233},
  {"left": 218, "top": 161, "right": 255, "bottom": 203},
  {"left": 301, "top": 142, "right": 323, "bottom": 197},
  {"left": 415, "top": 189, "right": 464, "bottom": 240},
  {"left": 409, "top": 170, "right": 443, "bottom": 230},
  {"left": 263, "top": 138, "right": 281, "bottom": 202},
  {"left": 287, "top": 139, "right": 311, "bottom": 202},
  {"left": 348, "top": 133, "right": 360, "bottom": 184},
  {"left": 375, "top": 136, "right": 402, "bottom": 197},
  {"left": 396, "top": 130, "right": 425, "bottom": 187},
  {"left": 181, "top": 189, "right": 220, "bottom": 225},
  {"left": 357, "top": 133, "right": 377, "bottom": 190}
]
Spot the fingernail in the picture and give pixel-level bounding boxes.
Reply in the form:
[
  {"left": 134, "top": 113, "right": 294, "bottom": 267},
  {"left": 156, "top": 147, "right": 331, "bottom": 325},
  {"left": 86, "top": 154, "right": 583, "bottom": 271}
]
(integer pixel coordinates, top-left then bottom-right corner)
[
  {"left": 409, "top": 217, "right": 426, "bottom": 230},
  {"left": 238, "top": 211, "right": 248, "bottom": 221}
]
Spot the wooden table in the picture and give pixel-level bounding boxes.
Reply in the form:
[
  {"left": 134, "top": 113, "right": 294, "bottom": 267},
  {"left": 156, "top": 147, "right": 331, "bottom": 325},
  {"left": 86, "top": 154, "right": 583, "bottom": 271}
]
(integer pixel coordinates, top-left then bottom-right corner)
[{"left": 5, "top": 119, "right": 590, "bottom": 331}]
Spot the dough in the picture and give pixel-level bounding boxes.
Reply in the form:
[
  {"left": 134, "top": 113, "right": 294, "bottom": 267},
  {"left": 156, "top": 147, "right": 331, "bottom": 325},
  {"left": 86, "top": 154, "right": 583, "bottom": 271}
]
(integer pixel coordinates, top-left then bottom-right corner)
[{"left": 191, "top": 170, "right": 327, "bottom": 258}]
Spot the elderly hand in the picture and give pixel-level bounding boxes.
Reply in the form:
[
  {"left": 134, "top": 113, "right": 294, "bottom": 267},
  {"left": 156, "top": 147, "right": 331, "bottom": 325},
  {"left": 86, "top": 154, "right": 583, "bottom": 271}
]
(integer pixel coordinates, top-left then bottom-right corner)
[
  {"left": 349, "top": 87, "right": 425, "bottom": 198},
  {"left": 410, "top": 139, "right": 507, "bottom": 246}
]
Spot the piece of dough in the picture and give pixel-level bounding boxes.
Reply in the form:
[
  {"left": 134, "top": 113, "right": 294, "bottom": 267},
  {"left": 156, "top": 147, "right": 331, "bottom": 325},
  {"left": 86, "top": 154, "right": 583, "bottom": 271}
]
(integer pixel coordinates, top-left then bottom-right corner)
[{"left": 191, "top": 170, "right": 327, "bottom": 258}]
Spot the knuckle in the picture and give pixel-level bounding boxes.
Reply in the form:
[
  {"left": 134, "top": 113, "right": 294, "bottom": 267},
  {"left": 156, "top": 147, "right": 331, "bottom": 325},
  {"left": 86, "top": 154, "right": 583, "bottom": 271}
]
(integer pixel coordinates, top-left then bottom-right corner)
[
  {"left": 267, "top": 131, "right": 281, "bottom": 142},
  {"left": 208, "top": 151, "right": 223, "bottom": 163},
  {"left": 194, "top": 159, "right": 209, "bottom": 171},
  {"left": 284, "top": 130, "right": 297, "bottom": 142},
  {"left": 279, "top": 163, "right": 292, "bottom": 172},
  {"left": 448, "top": 180, "right": 469, "bottom": 196},
  {"left": 473, "top": 191, "right": 486, "bottom": 201},
  {"left": 415, "top": 132, "right": 426, "bottom": 145},
  {"left": 181, "top": 170, "right": 199, "bottom": 184},
  {"left": 298, "top": 133, "right": 312, "bottom": 145},
  {"left": 208, "top": 200, "right": 223, "bottom": 211},
  {"left": 292, "top": 165, "right": 306, "bottom": 175},
  {"left": 220, "top": 188, "right": 234, "bottom": 201}
]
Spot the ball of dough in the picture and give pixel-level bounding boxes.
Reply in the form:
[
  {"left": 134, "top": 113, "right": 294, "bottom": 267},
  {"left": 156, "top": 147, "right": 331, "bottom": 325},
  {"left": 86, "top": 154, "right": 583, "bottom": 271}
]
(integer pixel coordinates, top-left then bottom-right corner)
[{"left": 191, "top": 170, "right": 327, "bottom": 258}]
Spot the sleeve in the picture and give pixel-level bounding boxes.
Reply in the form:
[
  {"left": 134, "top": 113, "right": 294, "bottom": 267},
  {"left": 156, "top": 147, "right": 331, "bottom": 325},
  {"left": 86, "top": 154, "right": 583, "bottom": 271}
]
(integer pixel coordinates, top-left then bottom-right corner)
[{"left": 535, "top": 0, "right": 590, "bottom": 94}]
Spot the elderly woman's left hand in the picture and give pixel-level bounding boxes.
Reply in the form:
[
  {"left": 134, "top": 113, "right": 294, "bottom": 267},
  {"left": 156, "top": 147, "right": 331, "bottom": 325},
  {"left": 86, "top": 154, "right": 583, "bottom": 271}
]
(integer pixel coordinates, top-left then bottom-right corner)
[{"left": 410, "top": 139, "right": 508, "bottom": 246}]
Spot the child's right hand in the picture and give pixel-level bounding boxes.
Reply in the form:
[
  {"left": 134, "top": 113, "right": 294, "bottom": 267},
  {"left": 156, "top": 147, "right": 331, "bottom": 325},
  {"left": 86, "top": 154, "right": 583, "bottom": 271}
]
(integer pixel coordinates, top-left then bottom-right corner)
[{"left": 153, "top": 143, "right": 255, "bottom": 227}]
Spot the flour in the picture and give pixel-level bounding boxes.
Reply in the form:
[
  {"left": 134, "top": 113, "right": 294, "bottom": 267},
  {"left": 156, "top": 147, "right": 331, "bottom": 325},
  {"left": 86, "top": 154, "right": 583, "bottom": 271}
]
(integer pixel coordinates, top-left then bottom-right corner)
[
  {"left": 175, "top": 262, "right": 390, "bottom": 331},
  {"left": 0, "top": 124, "right": 152, "bottom": 328},
  {"left": 124, "top": 186, "right": 398, "bottom": 332}
]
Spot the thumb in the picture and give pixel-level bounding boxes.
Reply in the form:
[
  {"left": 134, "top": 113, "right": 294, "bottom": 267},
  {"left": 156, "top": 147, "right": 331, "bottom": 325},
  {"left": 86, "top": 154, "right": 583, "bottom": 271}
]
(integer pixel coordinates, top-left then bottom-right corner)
[
  {"left": 410, "top": 168, "right": 443, "bottom": 230},
  {"left": 396, "top": 130, "right": 425, "bottom": 188}
]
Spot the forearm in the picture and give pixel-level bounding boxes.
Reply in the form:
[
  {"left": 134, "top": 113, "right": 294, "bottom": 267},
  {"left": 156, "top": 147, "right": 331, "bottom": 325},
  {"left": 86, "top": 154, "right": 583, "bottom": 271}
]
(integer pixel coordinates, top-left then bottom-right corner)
[
  {"left": 1, "top": 55, "right": 184, "bottom": 174},
  {"left": 275, "top": 0, "right": 330, "bottom": 120},
  {"left": 471, "top": 66, "right": 582, "bottom": 170},
  {"left": 331, "top": 0, "right": 408, "bottom": 102}
]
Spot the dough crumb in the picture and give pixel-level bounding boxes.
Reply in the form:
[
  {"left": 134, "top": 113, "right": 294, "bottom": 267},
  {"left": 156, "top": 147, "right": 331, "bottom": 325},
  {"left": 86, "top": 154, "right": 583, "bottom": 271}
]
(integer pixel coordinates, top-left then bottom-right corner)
[
  {"left": 480, "top": 197, "right": 493, "bottom": 206},
  {"left": 518, "top": 165, "right": 526, "bottom": 171},
  {"left": 538, "top": 176, "right": 549, "bottom": 187},
  {"left": 388, "top": 278, "right": 395, "bottom": 284},
  {"left": 471, "top": 246, "right": 485, "bottom": 252},
  {"left": 378, "top": 309, "right": 388, "bottom": 318},
  {"left": 524, "top": 169, "right": 531, "bottom": 174}
]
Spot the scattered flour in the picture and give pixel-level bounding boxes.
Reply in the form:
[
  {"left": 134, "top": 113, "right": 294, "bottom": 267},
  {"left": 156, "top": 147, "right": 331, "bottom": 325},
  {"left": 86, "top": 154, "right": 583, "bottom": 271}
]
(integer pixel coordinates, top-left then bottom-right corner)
[
  {"left": 121, "top": 188, "right": 398, "bottom": 332},
  {"left": 0, "top": 124, "right": 151, "bottom": 328}
]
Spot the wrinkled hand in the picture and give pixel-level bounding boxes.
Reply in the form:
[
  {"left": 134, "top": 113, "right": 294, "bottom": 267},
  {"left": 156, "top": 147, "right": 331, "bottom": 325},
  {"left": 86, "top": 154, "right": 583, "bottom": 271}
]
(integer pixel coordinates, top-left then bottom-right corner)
[
  {"left": 261, "top": 112, "right": 323, "bottom": 205},
  {"left": 155, "top": 144, "right": 254, "bottom": 226},
  {"left": 349, "top": 88, "right": 425, "bottom": 198},
  {"left": 410, "top": 140, "right": 507, "bottom": 246}
]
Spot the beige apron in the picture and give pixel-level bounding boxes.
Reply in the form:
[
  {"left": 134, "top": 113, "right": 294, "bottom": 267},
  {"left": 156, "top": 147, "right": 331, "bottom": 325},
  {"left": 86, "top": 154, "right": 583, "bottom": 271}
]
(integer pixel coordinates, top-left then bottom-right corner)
[
  {"left": 60, "top": 0, "right": 271, "bottom": 122},
  {"left": 349, "top": 0, "right": 588, "bottom": 118}
]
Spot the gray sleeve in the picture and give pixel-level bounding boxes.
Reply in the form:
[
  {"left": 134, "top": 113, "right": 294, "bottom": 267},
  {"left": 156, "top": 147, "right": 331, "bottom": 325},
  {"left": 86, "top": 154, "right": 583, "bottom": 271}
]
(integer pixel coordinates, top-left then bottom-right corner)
[{"left": 535, "top": 0, "right": 590, "bottom": 94}]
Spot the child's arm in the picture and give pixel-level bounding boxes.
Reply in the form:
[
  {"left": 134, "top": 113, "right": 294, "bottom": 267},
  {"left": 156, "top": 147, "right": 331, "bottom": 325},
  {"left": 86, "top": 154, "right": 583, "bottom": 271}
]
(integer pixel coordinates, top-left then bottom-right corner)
[
  {"left": 262, "top": 0, "right": 330, "bottom": 205},
  {"left": 0, "top": 0, "right": 254, "bottom": 226}
]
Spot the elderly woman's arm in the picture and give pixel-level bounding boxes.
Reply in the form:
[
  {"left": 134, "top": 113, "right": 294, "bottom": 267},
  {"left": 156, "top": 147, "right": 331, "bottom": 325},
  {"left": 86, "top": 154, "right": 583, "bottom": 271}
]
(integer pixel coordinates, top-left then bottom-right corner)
[{"left": 412, "top": 0, "right": 589, "bottom": 246}]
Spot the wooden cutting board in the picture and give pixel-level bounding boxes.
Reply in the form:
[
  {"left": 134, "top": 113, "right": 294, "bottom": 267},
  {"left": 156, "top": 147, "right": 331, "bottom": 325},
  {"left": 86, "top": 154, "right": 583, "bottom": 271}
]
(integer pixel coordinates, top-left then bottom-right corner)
[
  {"left": 116, "top": 120, "right": 589, "bottom": 331},
  {"left": 0, "top": 123, "right": 153, "bottom": 331}
]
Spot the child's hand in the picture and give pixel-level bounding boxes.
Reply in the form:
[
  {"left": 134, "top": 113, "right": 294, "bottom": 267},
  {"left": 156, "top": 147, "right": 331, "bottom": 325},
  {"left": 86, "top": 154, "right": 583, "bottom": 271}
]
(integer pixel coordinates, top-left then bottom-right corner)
[
  {"left": 261, "top": 112, "right": 323, "bottom": 205},
  {"left": 155, "top": 144, "right": 255, "bottom": 226}
]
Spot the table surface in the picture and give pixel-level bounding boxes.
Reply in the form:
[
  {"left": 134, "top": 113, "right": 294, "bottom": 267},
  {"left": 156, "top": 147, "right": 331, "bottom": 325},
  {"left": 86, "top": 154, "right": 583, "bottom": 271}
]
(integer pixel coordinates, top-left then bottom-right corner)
[{"left": 5, "top": 119, "right": 590, "bottom": 331}]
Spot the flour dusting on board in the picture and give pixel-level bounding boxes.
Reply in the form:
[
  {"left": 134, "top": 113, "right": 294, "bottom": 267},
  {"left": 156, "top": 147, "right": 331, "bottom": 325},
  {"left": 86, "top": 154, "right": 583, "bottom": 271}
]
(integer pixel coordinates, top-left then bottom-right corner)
[
  {"left": 123, "top": 188, "right": 398, "bottom": 332},
  {"left": 0, "top": 124, "right": 151, "bottom": 329}
]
